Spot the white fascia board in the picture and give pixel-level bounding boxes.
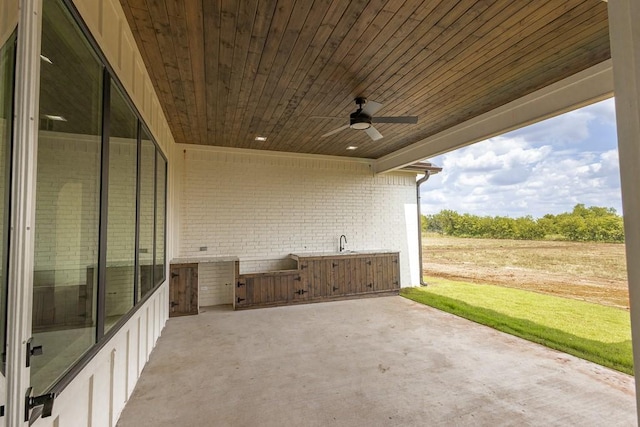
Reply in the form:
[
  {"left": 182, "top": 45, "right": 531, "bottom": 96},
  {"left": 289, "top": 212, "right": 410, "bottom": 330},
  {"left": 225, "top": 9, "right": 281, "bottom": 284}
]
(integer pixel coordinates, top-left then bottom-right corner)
[{"left": 373, "top": 59, "right": 613, "bottom": 174}]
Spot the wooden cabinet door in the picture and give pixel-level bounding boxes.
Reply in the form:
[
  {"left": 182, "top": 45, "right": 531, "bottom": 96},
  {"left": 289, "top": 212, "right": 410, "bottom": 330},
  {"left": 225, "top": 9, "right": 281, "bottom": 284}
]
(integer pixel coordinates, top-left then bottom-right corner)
[
  {"left": 252, "top": 274, "right": 293, "bottom": 305},
  {"left": 237, "top": 271, "right": 305, "bottom": 307},
  {"left": 169, "top": 263, "right": 198, "bottom": 317},
  {"left": 290, "top": 271, "right": 310, "bottom": 301},
  {"left": 390, "top": 254, "right": 400, "bottom": 289},
  {"left": 350, "top": 257, "right": 366, "bottom": 294},
  {"left": 235, "top": 278, "right": 247, "bottom": 307},
  {"left": 365, "top": 258, "right": 375, "bottom": 292},
  {"left": 374, "top": 256, "right": 386, "bottom": 291},
  {"left": 308, "top": 260, "right": 325, "bottom": 298},
  {"left": 329, "top": 258, "right": 352, "bottom": 296}
]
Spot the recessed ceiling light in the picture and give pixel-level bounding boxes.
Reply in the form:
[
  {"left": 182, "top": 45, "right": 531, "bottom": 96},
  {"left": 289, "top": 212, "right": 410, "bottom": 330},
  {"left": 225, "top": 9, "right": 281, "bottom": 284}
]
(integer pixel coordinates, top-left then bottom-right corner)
[
  {"left": 346, "top": 146, "right": 358, "bottom": 150},
  {"left": 44, "top": 114, "right": 67, "bottom": 122},
  {"left": 255, "top": 136, "right": 267, "bottom": 141},
  {"left": 40, "top": 54, "right": 53, "bottom": 64}
]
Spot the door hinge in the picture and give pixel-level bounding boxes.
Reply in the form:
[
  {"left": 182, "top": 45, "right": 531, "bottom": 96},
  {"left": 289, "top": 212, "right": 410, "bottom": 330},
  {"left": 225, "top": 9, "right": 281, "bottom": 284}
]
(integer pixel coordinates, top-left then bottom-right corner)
[
  {"left": 25, "top": 387, "right": 55, "bottom": 421},
  {"left": 237, "top": 281, "right": 245, "bottom": 288},
  {"left": 26, "top": 338, "right": 43, "bottom": 368},
  {"left": 237, "top": 297, "right": 245, "bottom": 303},
  {"left": 171, "top": 272, "right": 179, "bottom": 278}
]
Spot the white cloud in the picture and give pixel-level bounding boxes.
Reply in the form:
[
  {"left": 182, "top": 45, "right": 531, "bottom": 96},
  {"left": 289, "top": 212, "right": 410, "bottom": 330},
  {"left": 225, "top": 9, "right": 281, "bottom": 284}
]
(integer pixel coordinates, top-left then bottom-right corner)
[{"left": 420, "top": 99, "right": 622, "bottom": 218}]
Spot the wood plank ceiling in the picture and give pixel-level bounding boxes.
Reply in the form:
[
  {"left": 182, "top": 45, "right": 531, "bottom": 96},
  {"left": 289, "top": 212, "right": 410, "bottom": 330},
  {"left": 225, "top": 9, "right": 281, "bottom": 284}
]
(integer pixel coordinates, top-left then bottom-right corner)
[{"left": 119, "top": 0, "right": 610, "bottom": 159}]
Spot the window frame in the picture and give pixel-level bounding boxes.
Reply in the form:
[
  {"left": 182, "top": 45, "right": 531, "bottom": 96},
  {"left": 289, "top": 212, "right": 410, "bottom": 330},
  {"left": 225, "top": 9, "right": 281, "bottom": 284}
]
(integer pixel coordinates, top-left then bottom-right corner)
[
  {"left": 0, "top": 30, "right": 17, "bottom": 375},
  {"left": 33, "top": 0, "right": 169, "bottom": 398}
]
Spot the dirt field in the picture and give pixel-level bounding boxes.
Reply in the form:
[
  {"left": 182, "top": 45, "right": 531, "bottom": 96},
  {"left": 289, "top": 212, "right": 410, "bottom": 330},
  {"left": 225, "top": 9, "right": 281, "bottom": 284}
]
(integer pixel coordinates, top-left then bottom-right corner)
[{"left": 422, "top": 234, "right": 630, "bottom": 310}]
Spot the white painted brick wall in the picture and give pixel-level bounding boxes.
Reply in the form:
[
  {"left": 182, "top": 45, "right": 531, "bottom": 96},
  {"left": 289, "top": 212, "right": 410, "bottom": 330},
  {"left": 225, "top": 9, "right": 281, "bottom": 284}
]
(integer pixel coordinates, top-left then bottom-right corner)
[
  {"left": 178, "top": 147, "right": 420, "bottom": 288},
  {"left": 198, "top": 262, "right": 234, "bottom": 306}
]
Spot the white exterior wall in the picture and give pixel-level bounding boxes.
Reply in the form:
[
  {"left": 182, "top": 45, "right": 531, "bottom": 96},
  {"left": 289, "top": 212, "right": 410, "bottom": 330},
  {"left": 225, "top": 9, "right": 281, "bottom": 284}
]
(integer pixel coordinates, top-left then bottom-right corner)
[
  {"left": 30, "top": 286, "right": 168, "bottom": 427},
  {"left": 177, "top": 146, "right": 421, "bottom": 291},
  {"left": 22, "top": 0, "right": 177, "bottom": 425}
]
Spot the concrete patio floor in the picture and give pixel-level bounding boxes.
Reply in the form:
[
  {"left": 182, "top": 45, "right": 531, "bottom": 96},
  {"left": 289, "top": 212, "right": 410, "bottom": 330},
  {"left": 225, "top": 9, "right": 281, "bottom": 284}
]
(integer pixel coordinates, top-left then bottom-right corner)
[{"left": 117, "top": 296, "right": 636, "bottom": 426}]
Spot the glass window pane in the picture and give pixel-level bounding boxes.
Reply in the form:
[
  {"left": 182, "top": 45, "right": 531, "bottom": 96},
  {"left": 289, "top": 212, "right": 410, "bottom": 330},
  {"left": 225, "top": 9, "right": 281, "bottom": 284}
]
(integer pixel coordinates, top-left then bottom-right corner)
[
  {"left": 32, "top": 0, "right": 102, "bottom": 395},
  {"left": 0, "top": 31, "right": 16, "bottom": 373},
  {"left": 105, "top": 83, "right": 137, "bottom": 332},
  {"left": 155, "top": 153, "right": 166, "bottom": 285},
  {"left": 138, "top": 132, "right": 155, "bottom": 300}
]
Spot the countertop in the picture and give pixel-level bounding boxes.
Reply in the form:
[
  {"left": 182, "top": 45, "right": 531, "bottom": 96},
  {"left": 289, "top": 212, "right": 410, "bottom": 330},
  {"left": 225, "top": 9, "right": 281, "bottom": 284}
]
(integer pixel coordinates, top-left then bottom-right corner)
[
  {"left": 170, "top": 256, "right": 239, "bottom": 264},
  {"left": 289, "top": 250, "right": 398, "bottom": 259}
]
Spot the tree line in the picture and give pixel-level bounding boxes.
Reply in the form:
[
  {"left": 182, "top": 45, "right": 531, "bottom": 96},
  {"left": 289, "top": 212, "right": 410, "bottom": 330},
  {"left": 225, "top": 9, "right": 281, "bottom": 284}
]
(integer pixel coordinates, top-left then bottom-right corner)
[{"left": 423, "top": 204, "right": 624, "bottom": 243}]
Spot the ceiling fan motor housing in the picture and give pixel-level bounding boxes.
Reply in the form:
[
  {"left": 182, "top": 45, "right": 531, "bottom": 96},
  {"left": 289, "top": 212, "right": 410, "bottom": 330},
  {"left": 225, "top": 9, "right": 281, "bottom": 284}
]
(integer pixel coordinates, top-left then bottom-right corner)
[{"left": 350, "top": 111, "right": 372, "bottom": 130}]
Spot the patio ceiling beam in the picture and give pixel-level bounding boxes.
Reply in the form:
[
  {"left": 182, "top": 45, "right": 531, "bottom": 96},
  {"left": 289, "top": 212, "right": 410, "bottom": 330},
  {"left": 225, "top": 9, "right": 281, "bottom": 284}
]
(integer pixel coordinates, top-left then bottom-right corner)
[{"left": 372, "top": 59, "right": 613, "bottom": 174}]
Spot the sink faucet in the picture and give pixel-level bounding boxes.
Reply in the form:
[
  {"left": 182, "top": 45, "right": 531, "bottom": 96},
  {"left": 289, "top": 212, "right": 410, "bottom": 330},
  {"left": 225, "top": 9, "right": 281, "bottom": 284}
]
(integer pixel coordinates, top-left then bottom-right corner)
[{"left": 339, "top": 235, "right": 347, "bottom": 252}]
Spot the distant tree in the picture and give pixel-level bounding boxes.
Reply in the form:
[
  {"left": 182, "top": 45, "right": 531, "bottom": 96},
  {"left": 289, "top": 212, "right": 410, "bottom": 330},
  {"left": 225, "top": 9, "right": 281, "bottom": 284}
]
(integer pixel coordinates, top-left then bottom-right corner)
[{"left": 423, "top": 204, "right": 623, "bottom": 243}]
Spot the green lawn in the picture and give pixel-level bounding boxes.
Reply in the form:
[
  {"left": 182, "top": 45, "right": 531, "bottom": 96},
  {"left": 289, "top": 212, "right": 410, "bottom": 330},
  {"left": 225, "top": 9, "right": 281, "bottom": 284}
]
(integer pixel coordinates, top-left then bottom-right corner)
[{"left": 400, "top": 277, "right": 633, "bottom": 375}]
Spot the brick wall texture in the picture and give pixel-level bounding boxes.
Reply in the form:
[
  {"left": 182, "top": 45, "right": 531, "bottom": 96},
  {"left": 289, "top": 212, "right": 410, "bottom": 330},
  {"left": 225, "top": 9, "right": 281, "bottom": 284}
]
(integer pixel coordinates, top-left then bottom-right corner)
[{"left": 178, "top": 148, "right": 419, "bottom": 303}]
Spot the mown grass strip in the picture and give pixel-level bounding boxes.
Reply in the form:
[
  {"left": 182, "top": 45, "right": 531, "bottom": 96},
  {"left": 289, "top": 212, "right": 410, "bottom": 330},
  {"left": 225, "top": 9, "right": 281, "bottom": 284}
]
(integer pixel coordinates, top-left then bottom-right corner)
[{"left": 400, "top": 279, "right": 633, "bottom": 375}]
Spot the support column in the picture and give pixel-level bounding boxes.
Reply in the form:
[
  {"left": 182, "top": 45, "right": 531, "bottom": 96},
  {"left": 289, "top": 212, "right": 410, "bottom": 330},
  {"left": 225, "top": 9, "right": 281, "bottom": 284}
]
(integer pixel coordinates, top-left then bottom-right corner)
[
  {"left": 608, "top": 0, "right": 640, "bottom": 418},
  {"left": 6, "top": 0, "right": 42, "bottom": 424}
]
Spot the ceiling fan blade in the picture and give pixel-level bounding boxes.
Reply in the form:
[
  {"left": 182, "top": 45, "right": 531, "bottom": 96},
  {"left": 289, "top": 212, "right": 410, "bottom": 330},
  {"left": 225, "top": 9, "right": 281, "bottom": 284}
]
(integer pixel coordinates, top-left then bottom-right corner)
[
  {"left": 372, "top": 116, "right": 418, "bottom": 124},
  {"left": 362, "top": 100, "right": 383, "bottom": 116},
  {"left": 321, "top": 124, "right": 349, "bottom": 138},
  {"left": 365, "top": 126, "right": 383, "bottom": 141}
]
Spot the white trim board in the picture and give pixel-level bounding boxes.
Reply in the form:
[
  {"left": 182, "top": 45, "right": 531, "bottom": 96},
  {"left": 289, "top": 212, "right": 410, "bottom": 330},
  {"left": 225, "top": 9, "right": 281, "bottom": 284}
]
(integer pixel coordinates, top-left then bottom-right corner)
[{"left": 373, "top": 59, "right": 614, "bottom": 174}]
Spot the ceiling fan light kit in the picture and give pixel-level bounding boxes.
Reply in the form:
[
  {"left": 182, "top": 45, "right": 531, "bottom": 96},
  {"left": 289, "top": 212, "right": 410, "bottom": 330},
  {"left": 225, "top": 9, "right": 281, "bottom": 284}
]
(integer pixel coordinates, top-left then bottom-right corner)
[{"left": 320, "top": 97, "right": 418, "bottom": 141}]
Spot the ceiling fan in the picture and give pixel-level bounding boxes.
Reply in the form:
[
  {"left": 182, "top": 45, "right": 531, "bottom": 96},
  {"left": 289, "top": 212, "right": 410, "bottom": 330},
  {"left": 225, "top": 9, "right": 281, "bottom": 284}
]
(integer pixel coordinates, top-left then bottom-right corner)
[{"left": 318, "top": 97, "right": 418, "bottom": 141}]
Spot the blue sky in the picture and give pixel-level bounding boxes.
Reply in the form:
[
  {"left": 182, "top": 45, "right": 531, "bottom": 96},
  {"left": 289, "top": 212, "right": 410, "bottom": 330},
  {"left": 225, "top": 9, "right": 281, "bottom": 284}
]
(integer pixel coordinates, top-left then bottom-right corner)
[{"left": 420, "top": 98, "right": 622, "bottom": 218}]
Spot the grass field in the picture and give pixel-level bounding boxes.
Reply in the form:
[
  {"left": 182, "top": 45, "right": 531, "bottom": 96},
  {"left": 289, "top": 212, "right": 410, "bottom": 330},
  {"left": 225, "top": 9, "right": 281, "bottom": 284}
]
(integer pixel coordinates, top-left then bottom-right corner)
[
  {"left": 403, "top": 234, "right": 633, "bottom": 374},
  {"left": 422, "top": 233, "right": 629, "bottom": 309}
]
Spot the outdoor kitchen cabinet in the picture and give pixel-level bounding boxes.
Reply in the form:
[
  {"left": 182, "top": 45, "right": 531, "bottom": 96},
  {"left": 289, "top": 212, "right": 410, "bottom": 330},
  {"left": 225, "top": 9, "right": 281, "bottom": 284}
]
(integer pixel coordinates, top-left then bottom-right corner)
[
  {"left": 235, "top": 270, "right": 309, "bottom": 308},
  {"left": 234, "top": 251, "right": 399, "bottom": 310}
]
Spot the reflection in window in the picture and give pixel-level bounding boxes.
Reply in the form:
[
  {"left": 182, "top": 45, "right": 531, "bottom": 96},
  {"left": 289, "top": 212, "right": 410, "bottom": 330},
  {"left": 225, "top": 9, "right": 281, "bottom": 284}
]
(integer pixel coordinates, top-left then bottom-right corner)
[
  {"left": 105, "top": 83, "right": 137, "bottom": 332},
  {"left": 0, "top": 32, "right": 16, "bottom": 373},
  {"left": 29, "top": 0, "right": 169, "bottom": 395},
  {"left": 155, "top": 153, "right": 166, "bottom": 286},
  {"left": 32, "top": 0, "right": 102, "bottom": 395},
  {"left": 139, "top": 133, "right": 156, "bottom": 300}
]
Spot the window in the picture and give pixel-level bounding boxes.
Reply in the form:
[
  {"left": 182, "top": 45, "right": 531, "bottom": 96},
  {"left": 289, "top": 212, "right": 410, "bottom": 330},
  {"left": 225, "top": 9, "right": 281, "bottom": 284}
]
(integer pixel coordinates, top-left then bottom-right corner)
[
  {"left": 0, "top": 31, "right": 16, "bottom": 374},
  {"left": 155, "top": 153, "right": 167, "bottom": 286},
  {"left": 32, "top": 0, "right": 102, "bottom": 394},
  {"left": 138, "top": 132, "right": 156, "bottom": 300},
  {"left": 105, "top": 83, "right": 138, "bottom": 332},
  {"left": 31, "top": 0, "right": 168, "bottom": 395}
]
